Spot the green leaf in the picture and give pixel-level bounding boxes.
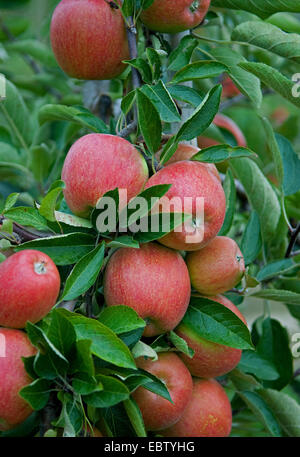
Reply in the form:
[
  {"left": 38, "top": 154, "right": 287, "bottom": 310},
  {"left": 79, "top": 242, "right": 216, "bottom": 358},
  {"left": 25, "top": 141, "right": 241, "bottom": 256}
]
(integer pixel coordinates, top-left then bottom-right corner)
[
  {"left": 131, "top": 341, "right": 158, "bottom": 361},
  {"left": 4, "top": 207, "right": 49, "bottom": 232},
  {"left": 15, "top": 233, "right": 96, "bottom": 265},
  {"left": 211, "top": 0, "right": 300, "bottom": 18},
  {"left": 141, "top": 81, "right": 180, "bottom": 123},
  {"left": 91, "top": 188, "right": 119, "bottom": 234},
  {"left": 251, "top": 289, "right": 300, "bottom": 305},
  {"left": 168, "top": 35, "right": 198, "bottom": 71},
  {"left": 175, "top": 85, "right": 222, "bottom": 142},
  {"left": 238, "top": 390, "right": 283, "bottom": 437},
  {"left": 232, "top": 21, "right": 300, "bottom": 64},
  {"left": 84, "top": 375, "right": 130, "bottom": 408},
  {"left": 72, "top": 373, "right": 98, "bottom": 395},
  {"left": 98, "top": 306, "right": 146, "bottom": 335},
  {"left": 171, "top": 61, "right": 228, "bottom": 84},
  {"left": 47, "top": 309, "right": 77, "bottom": 357},
  {"left": 136, "top": 89, "right": 162, "bottom": 153},
  {"left": 167, "top": 85, "right": 202, "bottom": 108},
  {"left": 19, "top": 379, "right": 52, "bottom": 411},
  {"left": 258, "top": 388, "right": 300, "bottom": 437},
  {"left": 3, "top": 192, "right": 19, "bottom": 212},
  {"left": 0, "top": 80, "right": 33, "bottom": 150},
  {"left": 239, "top": 62, "right": 300, "bottom": 108},
  {"left": 38, "top": 104, "right": 109, "bottom": 133},
  {"left": 6, "top": 39, "right": 57, "bottom": 67},
  {"left": 230, "top": 158, "right": 281, "bottom": 241},
  {"left": 169, "top": 331, "right": 194, "bottom": 358},
  {"left": 262, "top": 117, "right": 284, "bottom": 189},
  {"left": 241, "top": 211, "right": 262, "bottom": 265},
  {"left": 132, "top": 212, "right": 192, "bottom": 243},
  {"left": 209, "top": 47, "right": 262, "bottom": 108},
  {"left": 123, "top": 398, "right": 147, "bottom": 437},
  {"left": 276, "top": 134, "right": 300, "bottom": 197},
  {"left": 218, "top": 168, "right": 236, "bottom": 236},
  {"left": 238, "top": 350, "right": 279, "bottom": 381},
  {"left": 60, "top": 310, "right": 136, "bottom": 369},
  {"left": 124, "top": 58, "right": 152, "bottom": 84},
  {"left": 39, "top": 185, "right": 65, "bottom": 223},
  {"left": 106, "top": 236, "right": 140, "bottom": 249},
  {"left": 60, "top": 242, "right": 105, "bottom": 301},
  {"left": 256, "top": 259, "right": 299, "bottom": 282},
  {"left": 146, "top": 48, "right": 162, "bottom": 81},
  {"left": 191, "top": 144, "right": 256, "bottom": 163},
  {"left": 256, "top": 318, "right": 293, "bottom": 390},
  {"left": 119, "top": 184, "right": 171, "bottom": 230},
  {"left": 180, "top": 297, "right": 253, "bottom": 350}
]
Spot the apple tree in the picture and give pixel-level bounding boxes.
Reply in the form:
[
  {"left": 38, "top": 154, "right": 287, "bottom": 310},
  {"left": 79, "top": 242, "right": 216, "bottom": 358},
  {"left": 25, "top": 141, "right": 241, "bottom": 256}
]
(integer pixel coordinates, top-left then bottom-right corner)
[{"left": 0, "top": 0, "right": 300, "bottom": 438}]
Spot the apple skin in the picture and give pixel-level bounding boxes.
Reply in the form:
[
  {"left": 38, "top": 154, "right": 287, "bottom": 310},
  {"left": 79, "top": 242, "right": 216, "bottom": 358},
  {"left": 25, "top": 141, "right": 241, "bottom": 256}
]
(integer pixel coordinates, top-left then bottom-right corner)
[
  {"left": 132, "top": 352, "right": 193, "bottom": 431},
  {"left": 61, "top": 134, "right": 149, "bottom": 217},
  {"left": 176, "top": 295, "right": 247, "bottom": 378},
  {"left": 198, "top": 113, "right": 247, "bottom": 149},
  {"left": 156, "top": 143, "right": 221, "bottom": 182},
  {"left": 103, "top": 243, "right": 191, "bottom": 337},
  {"left": 50, "top": 0, "right": 129, "bottom": 80},
  {"left": 221, "top": 75, "right": 241, "bottom": 99},
  {"left": 145, "top": 161, "right": 226, "bottom": 251},
  {"left": 0, "top": 250, "right": 61, "bottom": 329},
  {"left": 140, "top": 0, "right": 211, "bottom": 34},
  {"left": 186, "top": 236, "right": 245, "bottom": 295},
  {"left": 160, "top": 378, "right": 232, "bottom": 437},
  {"left": 0, "top": 328, "right": 36, "bottom": 431}
]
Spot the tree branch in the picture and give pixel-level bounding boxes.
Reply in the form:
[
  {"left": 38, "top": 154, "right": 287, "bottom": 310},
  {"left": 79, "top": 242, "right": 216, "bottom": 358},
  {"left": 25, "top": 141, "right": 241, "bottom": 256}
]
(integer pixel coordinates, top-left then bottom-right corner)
[{"left": 285, "top": 223, "right": 300, "bottom": 258}]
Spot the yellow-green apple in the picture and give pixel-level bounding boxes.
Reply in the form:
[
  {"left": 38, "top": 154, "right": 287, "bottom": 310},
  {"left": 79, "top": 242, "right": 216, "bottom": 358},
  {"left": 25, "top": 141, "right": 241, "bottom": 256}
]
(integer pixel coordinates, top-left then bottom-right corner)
[
  {"left": 144, "top": 161, "right": 226, "bottom": 251},
  {"left": 156, "top": 143, "right": 221, "bottom": 182},
  {"left": 160, "top": 378, "right": 232, "bottom": 437},
  {"left": 140, "top": 0, "right": 211, "bottom": 33},
  {"left": 103, "top": 243, "right": 191, "bottom": 337},
  {"left": 0, "top": 250, "right": 61, "bottom": 329},
  {"left": 0, "top": 328, "right": 36, "bottom": 431},
  {"left": 175, "top": 295, "right": 247, "bottom": 378},
  {"left": 62, "top": 134, "right": 149, "bottom": 217},
  {"left": 186, "top": 236, "right": 245, "bottom": 295},
  {"left": 50, "top": 0, "right": 129, "bottom": 80},
  {"left": 132, "top": 352, "right": 193, "bottom": 431}
]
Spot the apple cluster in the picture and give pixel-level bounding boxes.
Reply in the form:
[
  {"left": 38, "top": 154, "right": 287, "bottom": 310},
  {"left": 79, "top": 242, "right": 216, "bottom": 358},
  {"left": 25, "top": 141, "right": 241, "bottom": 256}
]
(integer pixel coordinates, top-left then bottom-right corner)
[{"left": 0, "top": 0, "right": 248, "bottom": 438}]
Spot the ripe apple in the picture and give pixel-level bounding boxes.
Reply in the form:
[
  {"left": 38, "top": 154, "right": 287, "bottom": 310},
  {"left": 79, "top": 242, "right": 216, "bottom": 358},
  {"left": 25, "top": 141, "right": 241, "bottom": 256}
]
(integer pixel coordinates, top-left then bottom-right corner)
[
  {"left": 186, "top": 236, "right": 245, "bottom": 295},
  {"left": 156, "top": 143, "right": 221, "bottom": 182},
  {"left": 0, "top": 328, "right": 36, "bottom": 431},
  {"left": 50, "top": 0, "right": 129, "bottom": 80},
  {"left": 0, "top": 250, "right": 61, "bottom": 329},
  {"left": 62, "top": 134, "right": 149, "bottom": 217},
  {"left": 198, "top": 113, "right": 247, "bottom": 150},
  {"left": 132, "top": 352, "right": 193, "bottom": 431},
  {"left": 160, "top": 378, "right": 232, "bottom": 437},
  {"left": 140, "top": 0, "right": 211, "bottom": 34},
  {"left": 221, "top": 75, "right": 241, "bottom": 99},
  {"left": 103, "top": 243, "right": 191, "bottom": 337},
  {"left": 176, "top": 295, "right": 247, "bottom": 378},
  {"left": 144, "top": 161, "right": 226, "bottom": 251}
]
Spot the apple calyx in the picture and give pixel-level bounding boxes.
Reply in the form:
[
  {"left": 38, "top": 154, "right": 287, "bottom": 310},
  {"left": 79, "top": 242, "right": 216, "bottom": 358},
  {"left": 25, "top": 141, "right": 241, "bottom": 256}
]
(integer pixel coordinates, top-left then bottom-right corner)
[
  {"left": 190, "top": 0, "right": 200, "bottom": 13},
  {"left": 34, "top": 261, "right": 47, "bottom": 275}
]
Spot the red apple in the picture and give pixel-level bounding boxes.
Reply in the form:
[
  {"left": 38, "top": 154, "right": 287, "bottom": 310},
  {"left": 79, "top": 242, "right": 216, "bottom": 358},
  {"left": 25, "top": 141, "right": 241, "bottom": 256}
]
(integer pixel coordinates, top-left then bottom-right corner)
[
  {"left": 132, "top": 352, "right": 193, "bottom": 431},
  {"left": 176, "top": 295, "right": 247, "bottom": 378},
  {"left": 0, "top": 328, "right": 36, "bottom": 431},
  {"left": 145, "top": 161, "right": 226, "bottom": 251},
  {"left": 221, "top": 75, "right": 241, "bottom": 99},
  {"left": 51, "top": 0, "right": 129, "bottom": 80},
  {"left": 61, "top": 134, "right": 149, "bottom": 217},
  {"left": 160, "top": 378, "right": 232, "bottom": 437},
  {"left": 0, "top": 250, "right": 61, "bottom": 329},
  {"left": 140, "top": 0, "right": 211, "bottom": 34},
  {"left": 186, "top": 236, "right": 245, "bottom": 295},
  {"left": 197, "top": 113, "right": 247, "bottom": 149},
  {"left": 156, "top": 143, "right": 221, "bottom": 182},
  {"left": 103, "top": 243, "right": 191, "bottom": 337}
]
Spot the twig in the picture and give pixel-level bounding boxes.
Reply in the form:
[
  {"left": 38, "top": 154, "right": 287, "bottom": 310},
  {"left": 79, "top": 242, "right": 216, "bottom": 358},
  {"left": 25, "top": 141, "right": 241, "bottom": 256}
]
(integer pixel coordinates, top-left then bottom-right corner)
[
  {"left": 118, "top": 119, "right": 138, "bottom": 138},
  {"left": 285, "top": 223, "right": 300, "bottom": 258},
  {"left": 126, "top": 17, "right": 141, "bottom": 91}
]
